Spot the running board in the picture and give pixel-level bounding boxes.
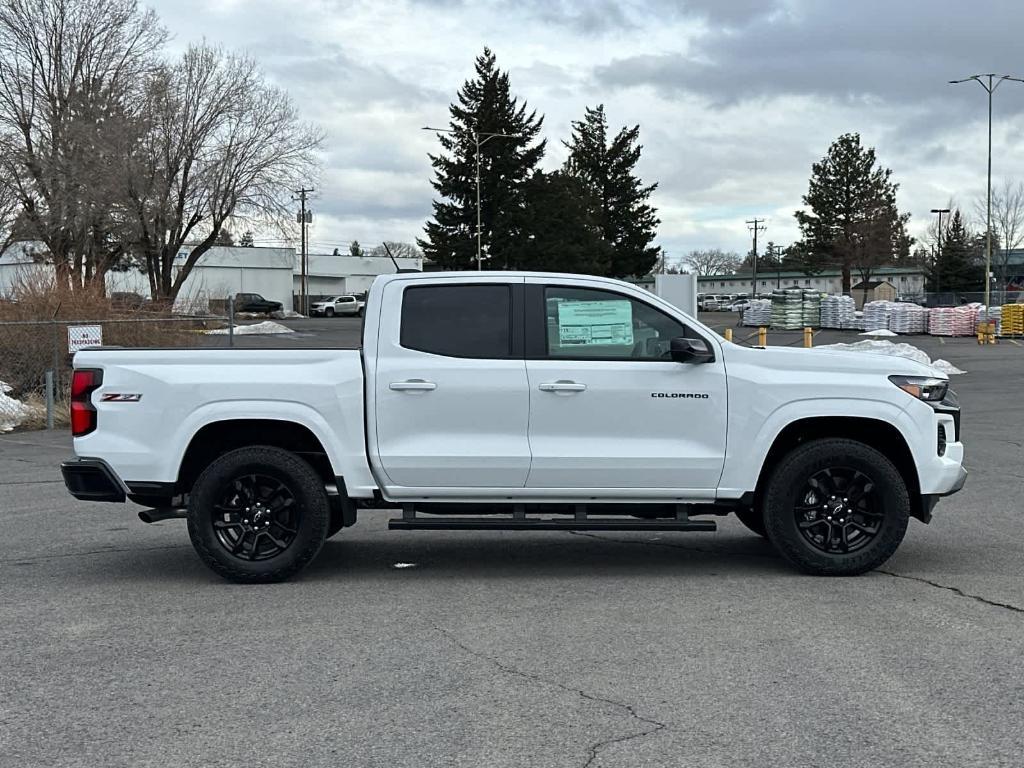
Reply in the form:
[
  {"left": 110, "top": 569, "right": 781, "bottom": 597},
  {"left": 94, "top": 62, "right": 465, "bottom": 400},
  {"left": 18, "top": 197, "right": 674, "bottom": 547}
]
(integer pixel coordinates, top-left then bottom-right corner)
[{"left": 389, "top": 503, "right": 716, "bottom": 532}]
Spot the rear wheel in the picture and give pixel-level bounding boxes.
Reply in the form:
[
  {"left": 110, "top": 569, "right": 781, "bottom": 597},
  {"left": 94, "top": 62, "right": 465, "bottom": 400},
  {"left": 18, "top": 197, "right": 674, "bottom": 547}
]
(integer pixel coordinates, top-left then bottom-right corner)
[
  {"left": 186, "top": 446, "right": 329, "bottom": 583},
  {"left": 763, "top": 438, "right": 909, "bottom": 576}
]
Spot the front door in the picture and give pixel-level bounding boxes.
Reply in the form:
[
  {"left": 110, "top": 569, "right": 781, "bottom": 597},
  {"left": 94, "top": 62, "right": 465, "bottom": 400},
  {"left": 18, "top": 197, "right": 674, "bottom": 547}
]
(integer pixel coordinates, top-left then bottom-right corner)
[
  {"left": 372, "top": 278, "right": 530, "bottom": 489},
  {"left": 524, "top": 280, "right": 728, "bottom": 492}
]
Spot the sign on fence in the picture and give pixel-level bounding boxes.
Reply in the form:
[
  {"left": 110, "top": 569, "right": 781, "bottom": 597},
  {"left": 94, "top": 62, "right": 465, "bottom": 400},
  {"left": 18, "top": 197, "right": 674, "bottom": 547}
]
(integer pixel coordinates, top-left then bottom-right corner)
[{"left": 67, "top": 325, "right": 103, "bottom": 353}]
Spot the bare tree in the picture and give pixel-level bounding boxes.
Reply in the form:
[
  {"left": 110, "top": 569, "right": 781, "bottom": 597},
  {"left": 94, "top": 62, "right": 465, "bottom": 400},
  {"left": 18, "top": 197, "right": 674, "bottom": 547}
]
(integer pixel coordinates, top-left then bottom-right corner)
[
  {"left": 683, "top": 248, "right": 742, "bottom": 276},
  {"left": 122, "top": 44, "right": 322, "bottom": 300},
  {"left": 369, "top": 241, "right": 423, "bottom": 260},
  {"left": 0, "top": 0, "right": 162, "bottom": 290},
  {"left": 975, "top": 180, "right": 1024, "bottom": 299}
]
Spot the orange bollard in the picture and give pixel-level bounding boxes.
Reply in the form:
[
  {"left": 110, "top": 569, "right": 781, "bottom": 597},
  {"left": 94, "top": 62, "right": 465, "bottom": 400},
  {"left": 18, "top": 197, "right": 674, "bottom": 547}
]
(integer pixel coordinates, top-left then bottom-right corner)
[
  {"left": 803, "top": 327, "right": 813, "bottom": 348},
  {"left": 724, "top": 328, "right": 733, "bottom": 343},
  {"left": 758, "top": 327, "right": 767, "bottom": 346}
]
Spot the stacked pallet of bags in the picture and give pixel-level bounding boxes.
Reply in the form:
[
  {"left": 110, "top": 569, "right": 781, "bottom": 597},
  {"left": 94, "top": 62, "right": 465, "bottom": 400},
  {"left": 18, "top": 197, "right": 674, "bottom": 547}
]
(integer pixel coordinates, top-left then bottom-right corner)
[
  {"left": 889, "top": 303, "right": 928, "bottom": 334},
  {"left": 862, "top": 300, "right": 897, "bottom": 332},
  {"left": 1001, "top": 304, "right": 1024, "bottom": 336},
  {"left": 770, "top": 288, "right": 804, "bottom": 330},
  {"left": 819, "top": 295, "right": 857, "bottom": 329},
  {"left": 742, "top": 299, "right": 771, "bottom": 327},
  {"left": 801, "top": 289, "right": 822, "bottom": 327},
  {"left": 928, "top": 305, "right": 980, "bottom": 336}
]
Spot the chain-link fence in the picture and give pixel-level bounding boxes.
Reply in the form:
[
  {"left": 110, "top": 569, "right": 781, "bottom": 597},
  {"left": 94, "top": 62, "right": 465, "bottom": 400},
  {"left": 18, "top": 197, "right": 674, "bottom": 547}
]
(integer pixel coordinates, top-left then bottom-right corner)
[{"left": 0, "top": 316, "right": 231, "bottom": 427}]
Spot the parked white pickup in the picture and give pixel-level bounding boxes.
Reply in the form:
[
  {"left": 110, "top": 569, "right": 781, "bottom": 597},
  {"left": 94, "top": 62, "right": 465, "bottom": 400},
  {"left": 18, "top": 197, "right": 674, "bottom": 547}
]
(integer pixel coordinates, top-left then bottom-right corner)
[{"left": 62, "top": 271, "right": 966, "bottom": 582}]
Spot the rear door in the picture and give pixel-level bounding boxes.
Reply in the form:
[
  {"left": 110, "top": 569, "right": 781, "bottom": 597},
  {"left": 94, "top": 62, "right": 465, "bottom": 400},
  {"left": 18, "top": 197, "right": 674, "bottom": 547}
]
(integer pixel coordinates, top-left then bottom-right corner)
[
  {"left": 371, "top": 277, "right": 530, "bottom": 489},
  {"left": 524, "top": 279, "right": 728, "bottom": 493}
]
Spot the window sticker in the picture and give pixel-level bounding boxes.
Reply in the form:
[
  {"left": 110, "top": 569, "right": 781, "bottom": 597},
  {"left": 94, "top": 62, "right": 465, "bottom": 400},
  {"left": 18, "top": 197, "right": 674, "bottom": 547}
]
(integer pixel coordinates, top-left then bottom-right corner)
[{"left": 557, "top": 300, "right": 634, "bottom": 346}]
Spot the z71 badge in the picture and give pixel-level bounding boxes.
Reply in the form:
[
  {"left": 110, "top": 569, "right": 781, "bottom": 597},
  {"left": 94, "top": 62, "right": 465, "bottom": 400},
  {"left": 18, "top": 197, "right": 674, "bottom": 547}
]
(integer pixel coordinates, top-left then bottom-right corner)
[{"left": 100, "top": 393, "right": 143, "bottom": 402}]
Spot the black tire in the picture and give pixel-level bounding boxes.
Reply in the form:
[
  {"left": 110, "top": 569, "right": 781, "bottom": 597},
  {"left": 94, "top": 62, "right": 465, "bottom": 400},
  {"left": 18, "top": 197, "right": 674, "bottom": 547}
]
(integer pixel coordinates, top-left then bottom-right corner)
[
  {"left": 763, "top": 438, "right": 909, "bottom": 576},
  {"left": 325, "top": 307, "right": 335, "bottom": 317},
  {"left": 733, "top": 506, "right": 767, "bottom": 537},
  {"left": 186, "top": 446, "right": 330, "bottom": 583},
  {"left": 357, "top": 308, "right": 364, "bottom": 317}
]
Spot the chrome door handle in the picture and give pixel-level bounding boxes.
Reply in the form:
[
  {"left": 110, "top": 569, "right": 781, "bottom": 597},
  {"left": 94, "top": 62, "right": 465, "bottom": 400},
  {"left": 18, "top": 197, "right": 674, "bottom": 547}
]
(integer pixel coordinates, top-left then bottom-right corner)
[
  {"left": 538, "top": 381, "right": 587, "bottom": 392},
  {"left": 389, "top": 379, "right": 437, "bottom": 392}
]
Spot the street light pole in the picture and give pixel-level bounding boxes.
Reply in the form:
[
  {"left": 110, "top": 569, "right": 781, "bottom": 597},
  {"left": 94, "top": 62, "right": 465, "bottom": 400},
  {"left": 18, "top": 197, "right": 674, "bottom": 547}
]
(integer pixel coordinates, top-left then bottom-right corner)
[
  {"left": 746, "top": 218, "right": 766, "bottom": 296},
  {"left": 949, "top": 74, "right": 1024, "bottom": 308},
  {"left": 424, "top": 126, "right": 523, "bottom": 270},
  {"left": 930, "top": 207, "right": 950, "bottom": 298}
]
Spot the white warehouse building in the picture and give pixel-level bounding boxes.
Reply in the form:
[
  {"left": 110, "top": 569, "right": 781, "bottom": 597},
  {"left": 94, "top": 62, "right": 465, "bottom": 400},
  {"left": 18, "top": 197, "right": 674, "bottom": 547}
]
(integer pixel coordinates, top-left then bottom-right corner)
[
  {"left": 697, "top": 266, "right": 926, "bottom": 297},
  {"left": 1, "top": 244, "right": 422, "bottom": 312}
]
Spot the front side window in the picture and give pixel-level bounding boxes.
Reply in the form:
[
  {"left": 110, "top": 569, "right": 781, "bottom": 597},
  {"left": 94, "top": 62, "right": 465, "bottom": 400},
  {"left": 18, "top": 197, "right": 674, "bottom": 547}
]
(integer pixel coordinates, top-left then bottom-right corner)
[
  {"left": 544, "top": 286, "right": 689, "bottom": 360},
  {"left": 401, "top": 284, "right": 511, "bottom": 358}
]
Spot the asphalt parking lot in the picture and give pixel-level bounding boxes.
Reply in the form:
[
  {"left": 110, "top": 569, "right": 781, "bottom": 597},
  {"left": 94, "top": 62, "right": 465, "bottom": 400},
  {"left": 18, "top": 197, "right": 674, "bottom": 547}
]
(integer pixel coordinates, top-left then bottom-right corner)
[{"left": 2, "top": 322, "right": 1023, "bottom": 767}]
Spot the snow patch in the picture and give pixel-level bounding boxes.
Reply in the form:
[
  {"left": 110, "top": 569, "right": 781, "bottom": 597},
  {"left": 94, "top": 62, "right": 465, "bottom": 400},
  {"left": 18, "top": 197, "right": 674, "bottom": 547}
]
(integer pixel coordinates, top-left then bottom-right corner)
[
  {"left": 205, "top": 321, "right": 294, "bottom": 336},
  {"left": 859, "top": 328, "right": 898, "bottom": 337},
  {"left": 271, "top": 309, "right": 305, "bottom": 320},
  {"left": 0, "top": 380, "right": 31, "bottom": 432},
  {"left": 818, "top": 340, "right": 966, "bottom": 375}
]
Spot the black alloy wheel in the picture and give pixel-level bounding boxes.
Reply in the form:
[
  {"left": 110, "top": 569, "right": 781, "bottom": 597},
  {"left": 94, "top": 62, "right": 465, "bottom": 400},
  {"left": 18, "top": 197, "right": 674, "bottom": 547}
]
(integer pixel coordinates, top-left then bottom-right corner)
[
  {"left": 793, "top": 467, "right": 881, "bottom": 554},
  {"left": 212, "top": 473, "right": 301, "bottom": 561}
]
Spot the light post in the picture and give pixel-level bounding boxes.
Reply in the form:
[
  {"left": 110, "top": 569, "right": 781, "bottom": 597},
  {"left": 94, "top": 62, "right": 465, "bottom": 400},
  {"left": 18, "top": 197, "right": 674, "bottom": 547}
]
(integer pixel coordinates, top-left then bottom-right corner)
[
  {"left": 423, "top": 126, "right": 522, "bottom": 270},
  {"left": 949, "top": 74, "right": 1024, "bottom": 307},
  {"left": 930, "top": 207, "right": 950, "bottom": 299}
]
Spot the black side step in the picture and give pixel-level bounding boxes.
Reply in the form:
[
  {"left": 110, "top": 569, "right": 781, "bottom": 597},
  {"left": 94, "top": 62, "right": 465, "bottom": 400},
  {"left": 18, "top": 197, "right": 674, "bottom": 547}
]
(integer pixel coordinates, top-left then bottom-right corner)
[{"left": 388, "top": 503, "right": 716, "bottom": 532}]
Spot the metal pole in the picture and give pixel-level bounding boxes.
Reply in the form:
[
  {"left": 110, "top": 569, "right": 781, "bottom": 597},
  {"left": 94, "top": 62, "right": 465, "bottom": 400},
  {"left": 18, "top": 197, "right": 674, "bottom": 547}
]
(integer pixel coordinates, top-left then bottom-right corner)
[
  {"left": 986, "top": 76, "right": 994, "bottom": 309},
  {"left": 228, "top": 295, "right": 235, "bottom": 348},
  {"left": 475, "top": 131, "right": 482, "bottom": 271},
  {"left": 45, "top": 370, "right": 54, "bottom": 430}
]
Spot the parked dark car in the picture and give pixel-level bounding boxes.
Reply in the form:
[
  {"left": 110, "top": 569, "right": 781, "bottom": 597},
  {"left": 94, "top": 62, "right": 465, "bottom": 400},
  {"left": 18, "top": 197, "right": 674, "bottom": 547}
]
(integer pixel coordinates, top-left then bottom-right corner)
[{"left": 234, "top": 293, "right": 283, "bottom": 314}]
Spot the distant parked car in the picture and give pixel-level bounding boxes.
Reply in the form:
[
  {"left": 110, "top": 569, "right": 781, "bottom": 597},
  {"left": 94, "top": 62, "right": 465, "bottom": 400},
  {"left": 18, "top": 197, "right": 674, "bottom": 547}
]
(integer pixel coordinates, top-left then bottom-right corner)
[
  {"left": 310, "top": 295, "right": 364, "bottom": 318},
  {"left": 700, "top": 294, "right": 724, "bottom": 311},
  {"left": 234, "top": 293, "right": 283, "bottom": 314},
  {"left": 728, "top": 299, "right": 752, "bottom": 313}
]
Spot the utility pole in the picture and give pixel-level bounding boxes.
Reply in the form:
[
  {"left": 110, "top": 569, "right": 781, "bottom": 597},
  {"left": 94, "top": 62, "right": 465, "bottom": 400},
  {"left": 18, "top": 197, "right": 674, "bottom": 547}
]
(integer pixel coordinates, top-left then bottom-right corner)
[
  {"left": 949, "top": 73, "right": 1024, "bottom": 308},
  {"left": 746, "top": 218, "right": 766, "bottom": 296},
  {"left": 295, "top": 187, "right": 313, "bottom": 314},
  {"left": 930, "top": 207, "right": 950, "bottom": 298}
]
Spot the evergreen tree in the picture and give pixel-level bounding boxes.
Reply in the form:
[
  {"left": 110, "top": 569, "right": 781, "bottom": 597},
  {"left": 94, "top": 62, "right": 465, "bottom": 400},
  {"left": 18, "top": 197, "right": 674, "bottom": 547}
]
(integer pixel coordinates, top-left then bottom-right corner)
[
  {"left": 349, "top": 240, "right": 364, "bottom": 257},
  {"left": 419, "top": 48, "right": 545, "bottom": 270},
  {"left": 929, "top": 210, "right": 975, "bottom": 292},
  {"left": 794, "top": 133, "right": 912, "bottom": 293},
  {"left": 563, "top": 104, "right": 660, "bottom": 277},
  {"left": 240, "top": 230, "right": 254, "bottom": 247},
  {"left": 512, "top": 171, "right": 613, "bottom": 274}
]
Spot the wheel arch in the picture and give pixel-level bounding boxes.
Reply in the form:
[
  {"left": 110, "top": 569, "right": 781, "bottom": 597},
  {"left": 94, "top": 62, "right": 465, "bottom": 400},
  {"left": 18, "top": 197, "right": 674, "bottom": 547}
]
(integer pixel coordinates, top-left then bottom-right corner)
[
  {"left": 176, "top": 419, "right": 335, "bottom": 493},
  {"left": 753, "top": 416, "right": 923, "bottom": 521}
]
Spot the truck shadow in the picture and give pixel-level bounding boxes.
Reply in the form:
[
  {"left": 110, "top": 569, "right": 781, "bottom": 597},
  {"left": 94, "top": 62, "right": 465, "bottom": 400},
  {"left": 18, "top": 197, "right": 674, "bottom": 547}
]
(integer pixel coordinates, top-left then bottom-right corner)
[{"left": 304, "top": 530, "right": 792, "bottom": 581}]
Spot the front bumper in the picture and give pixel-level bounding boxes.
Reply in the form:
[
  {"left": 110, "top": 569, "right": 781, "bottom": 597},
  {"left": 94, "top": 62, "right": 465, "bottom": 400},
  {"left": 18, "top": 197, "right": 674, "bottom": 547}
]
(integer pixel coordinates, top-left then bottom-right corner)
[{"left": 61, "top": 459, "right": 126, "bottom": 502}]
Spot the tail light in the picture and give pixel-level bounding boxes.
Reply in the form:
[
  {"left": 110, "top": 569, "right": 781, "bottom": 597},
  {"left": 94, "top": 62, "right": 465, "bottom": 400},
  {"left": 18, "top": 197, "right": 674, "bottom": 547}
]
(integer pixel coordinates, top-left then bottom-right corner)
[{"left": 70, "top": 369, "right": 103, "bottom": 437}]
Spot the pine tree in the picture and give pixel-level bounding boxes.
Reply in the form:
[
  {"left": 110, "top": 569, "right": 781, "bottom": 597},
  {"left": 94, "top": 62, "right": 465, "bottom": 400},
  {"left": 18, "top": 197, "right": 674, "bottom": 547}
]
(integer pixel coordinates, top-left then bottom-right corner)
[
  {"left": 240, "top": 230, "right": 255, "bottom": 247},
  {"left": 563, "top": 105, "right": 660, "bottom": 277},
  {"left": 349, "top": 240, "right": 364, "bottom": 257},
  {"left": 512, "top": 171, "right": 613, "bottom": 274},
  {"left": 794, "top": 133, "right": 912, "bottom": 293},
  {"left": 419, "top": 48, "right": 545, "bottom": 270},
  {"left": 930, "top": 210, "right": 976, "bottom": 293}
]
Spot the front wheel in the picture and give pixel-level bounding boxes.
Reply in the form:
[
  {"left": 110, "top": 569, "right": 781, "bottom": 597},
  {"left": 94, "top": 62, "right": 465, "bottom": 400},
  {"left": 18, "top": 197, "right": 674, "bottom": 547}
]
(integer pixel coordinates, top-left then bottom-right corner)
[
  {"left": 325, "top": 307, "right": 335, "bottom": 317},
  {"left": 186, "top": 446, "right": 330, "bottom": 583},
  {"left": 763, "top": 438, "right": 909, "bottom": 576}
]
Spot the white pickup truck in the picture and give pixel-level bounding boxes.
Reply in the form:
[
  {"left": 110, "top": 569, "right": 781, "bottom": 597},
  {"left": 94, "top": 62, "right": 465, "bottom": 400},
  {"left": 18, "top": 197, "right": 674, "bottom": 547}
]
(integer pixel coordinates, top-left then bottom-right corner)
[{"left": 61, "top": 271, "right": 966, "bottom": 583}]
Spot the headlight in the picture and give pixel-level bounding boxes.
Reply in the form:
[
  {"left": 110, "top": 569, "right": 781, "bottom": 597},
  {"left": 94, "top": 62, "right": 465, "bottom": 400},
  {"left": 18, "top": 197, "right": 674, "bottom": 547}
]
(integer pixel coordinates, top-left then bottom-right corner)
[{"left": 889, "top": 375, "right": 948, "bottom": 402}]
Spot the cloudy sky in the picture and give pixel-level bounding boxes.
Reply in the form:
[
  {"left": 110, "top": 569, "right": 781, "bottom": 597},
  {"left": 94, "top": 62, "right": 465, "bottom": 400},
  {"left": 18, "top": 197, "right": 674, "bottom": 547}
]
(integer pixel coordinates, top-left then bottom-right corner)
[{"left": 150, "top": 0, "right": 1024, "bottom": 265}]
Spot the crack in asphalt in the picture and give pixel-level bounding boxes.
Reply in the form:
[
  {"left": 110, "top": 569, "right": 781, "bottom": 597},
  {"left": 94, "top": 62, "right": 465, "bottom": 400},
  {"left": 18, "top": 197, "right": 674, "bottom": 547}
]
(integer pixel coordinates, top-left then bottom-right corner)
[
  {"left": 434, "top": 626, "right": 666, "bottom": 768},
  {"left": 877, "top": 570, "right": 1024, "bottom": 614},
  {"left": 568, "top": 529, "right": 777, "bottom": 560},
  {"left": 0, "top": 543, "right": 191, "bottom": 566}
]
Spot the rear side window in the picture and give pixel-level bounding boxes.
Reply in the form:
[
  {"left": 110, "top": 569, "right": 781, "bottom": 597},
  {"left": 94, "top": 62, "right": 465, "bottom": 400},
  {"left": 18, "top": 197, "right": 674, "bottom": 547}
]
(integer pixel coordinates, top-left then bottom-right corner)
[{"left": 400, "top": 284, "right": 512, "bottom": 358}]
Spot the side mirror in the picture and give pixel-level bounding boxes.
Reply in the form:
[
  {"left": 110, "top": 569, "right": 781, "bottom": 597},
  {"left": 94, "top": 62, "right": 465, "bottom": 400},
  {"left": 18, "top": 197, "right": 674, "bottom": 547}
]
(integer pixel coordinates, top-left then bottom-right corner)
[{"left": 670, "top": 337, "right": 714, "bottom": 364}]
